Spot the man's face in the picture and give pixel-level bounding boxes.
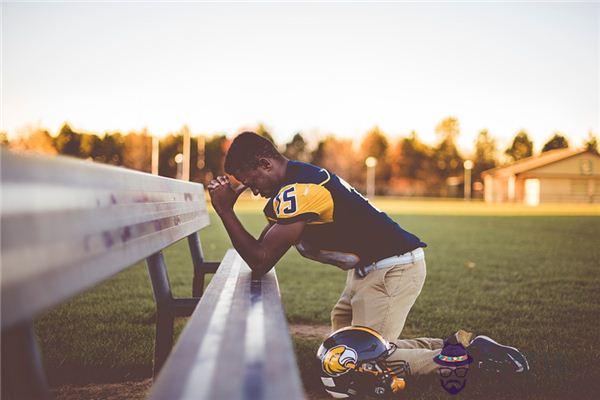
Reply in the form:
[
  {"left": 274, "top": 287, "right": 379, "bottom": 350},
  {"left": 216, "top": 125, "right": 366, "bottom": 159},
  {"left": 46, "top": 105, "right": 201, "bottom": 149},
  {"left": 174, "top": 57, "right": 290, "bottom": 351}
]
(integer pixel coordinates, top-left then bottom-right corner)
[{"left": 233, "top": 160, "right": 279, "bottom": 198}]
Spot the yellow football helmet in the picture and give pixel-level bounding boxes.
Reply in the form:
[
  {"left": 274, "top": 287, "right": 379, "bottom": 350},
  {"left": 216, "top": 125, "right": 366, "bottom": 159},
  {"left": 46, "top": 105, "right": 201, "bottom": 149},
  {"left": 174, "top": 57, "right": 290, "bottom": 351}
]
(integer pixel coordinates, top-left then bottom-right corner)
[{"left": 317, "top": 326, "right": 407, "bottom": 399}]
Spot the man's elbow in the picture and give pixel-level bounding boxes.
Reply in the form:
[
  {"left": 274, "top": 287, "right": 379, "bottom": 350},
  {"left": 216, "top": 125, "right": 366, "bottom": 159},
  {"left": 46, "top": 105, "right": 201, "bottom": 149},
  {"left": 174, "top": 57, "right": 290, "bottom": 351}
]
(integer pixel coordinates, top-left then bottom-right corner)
[
  {"left": 247, "top": 260, "right": 275, "bottom": 277},
  {"left": 247, "top": 250, "right": 275, "bottom": 276}
]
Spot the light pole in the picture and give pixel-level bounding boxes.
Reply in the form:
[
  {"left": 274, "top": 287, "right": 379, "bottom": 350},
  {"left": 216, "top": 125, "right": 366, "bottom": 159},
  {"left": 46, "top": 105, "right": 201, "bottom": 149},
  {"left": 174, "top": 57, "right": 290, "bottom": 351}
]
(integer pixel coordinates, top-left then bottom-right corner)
[
  {"left": 196, "top": 135, "right": 205, "bottom": 170},
  {"left": 151, "top": 135, "right": 160, "bottom": 175},
  {"left": 365, "top": 156, "right": 378, "bottom": 199},
  {"left": 175, "top": 153, "right": 184, "bottom": 180},
  {"left": 182, "top": 126, "right": 191, "bottom": 181},
  {"left": 463, "top": 160, "right": 473, "bottom": 200}
]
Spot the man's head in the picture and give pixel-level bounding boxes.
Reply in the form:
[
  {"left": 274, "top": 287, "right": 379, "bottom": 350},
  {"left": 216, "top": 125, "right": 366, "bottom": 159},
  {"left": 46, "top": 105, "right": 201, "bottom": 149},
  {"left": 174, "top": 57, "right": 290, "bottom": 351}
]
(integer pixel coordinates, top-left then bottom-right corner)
[{"left": 224, "top": 131, "right": 287, "bottom": 198}]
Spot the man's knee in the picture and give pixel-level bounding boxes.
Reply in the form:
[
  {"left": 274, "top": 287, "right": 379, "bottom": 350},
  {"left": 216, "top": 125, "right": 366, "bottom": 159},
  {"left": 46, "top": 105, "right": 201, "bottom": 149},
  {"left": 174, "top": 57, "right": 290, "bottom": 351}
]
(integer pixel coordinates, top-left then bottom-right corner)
[
  {"left": 330, "top": 307, "right": 346, "bottom": 322},
  {"left": 330, "top": 307, "right": 351, "bottom": 331}
]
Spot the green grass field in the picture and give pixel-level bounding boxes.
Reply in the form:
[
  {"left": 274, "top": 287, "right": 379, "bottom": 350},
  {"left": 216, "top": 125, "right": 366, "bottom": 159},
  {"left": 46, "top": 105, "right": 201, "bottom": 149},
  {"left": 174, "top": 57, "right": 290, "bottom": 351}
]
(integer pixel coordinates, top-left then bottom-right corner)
[{"left": 35, "top": 199, "right": 600, "bottom": 399}]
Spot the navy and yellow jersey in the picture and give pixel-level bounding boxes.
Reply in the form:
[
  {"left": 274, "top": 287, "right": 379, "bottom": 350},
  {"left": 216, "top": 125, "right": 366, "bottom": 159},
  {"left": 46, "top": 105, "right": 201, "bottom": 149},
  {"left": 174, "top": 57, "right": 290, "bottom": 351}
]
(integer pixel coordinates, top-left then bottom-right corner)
[{"left": 263, "top": 161, "right": 426, "bottom": 270}]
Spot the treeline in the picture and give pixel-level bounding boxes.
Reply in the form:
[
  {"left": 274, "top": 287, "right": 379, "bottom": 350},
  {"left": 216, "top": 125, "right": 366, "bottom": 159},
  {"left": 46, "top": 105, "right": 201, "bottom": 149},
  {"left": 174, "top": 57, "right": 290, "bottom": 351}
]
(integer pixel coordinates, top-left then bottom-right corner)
[{"left": 2, "top": 118, "right": 597, "bottom": 197}]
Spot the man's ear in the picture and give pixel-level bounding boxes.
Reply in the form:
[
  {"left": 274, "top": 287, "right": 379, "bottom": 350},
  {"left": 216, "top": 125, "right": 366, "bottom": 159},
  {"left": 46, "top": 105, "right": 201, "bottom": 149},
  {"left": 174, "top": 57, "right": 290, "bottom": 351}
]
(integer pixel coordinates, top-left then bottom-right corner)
[{"left": 257, "top": 157, "right": 272, "bottom": 170}]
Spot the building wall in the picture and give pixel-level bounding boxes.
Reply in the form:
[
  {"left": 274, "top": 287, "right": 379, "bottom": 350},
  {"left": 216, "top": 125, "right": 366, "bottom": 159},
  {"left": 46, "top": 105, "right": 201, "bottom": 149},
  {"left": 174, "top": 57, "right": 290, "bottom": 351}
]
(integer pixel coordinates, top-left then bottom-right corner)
[
  {"left": 528, "top": 153, "right": 600, "bottom": 177},
  {"left": 514, "top": 177, "right": 526, "bottom": 202},
  {"left": 538, "top": 177, "right": 600, "bottom": 203},
  {"left": 526, "top": 153, "right": 600, "bottom": 203},
  {"left": 485, "top": 152, "right": 600, "bottom": 204},
  {"left": 485, "top": 175, "right": 509, "bottom": 202},
  {"left": 539, "top": 178, "right": 573, "bottom": 203},
  {"left": 484, "top": 175, "right": 493, "bottom": 202}
]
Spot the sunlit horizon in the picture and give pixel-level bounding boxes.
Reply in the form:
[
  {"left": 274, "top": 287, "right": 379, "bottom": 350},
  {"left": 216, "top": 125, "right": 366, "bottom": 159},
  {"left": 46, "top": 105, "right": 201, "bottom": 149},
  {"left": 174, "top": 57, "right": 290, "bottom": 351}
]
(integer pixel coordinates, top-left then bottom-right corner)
[{"left": 2, "top": 2, "right": 599, "bottom": 154}]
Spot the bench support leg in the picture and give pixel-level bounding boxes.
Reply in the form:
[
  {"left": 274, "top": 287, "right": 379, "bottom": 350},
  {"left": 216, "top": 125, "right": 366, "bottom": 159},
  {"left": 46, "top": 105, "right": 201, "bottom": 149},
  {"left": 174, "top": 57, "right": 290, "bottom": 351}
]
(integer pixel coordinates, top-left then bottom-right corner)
[
  {"left": 153, "top": 311, "right": 174, "bottom": 379},
  {"left": 146, "top": 240, "right": 220, "bottom": 379},
  {"left": 1, "top": 321, "right": 51, "bottom": 400},
  {"left": 187, "top": 232, "right": 206, "bottom": 297},
  {"left": 146, "top": 251, "right": 175, "bottom": 378}
]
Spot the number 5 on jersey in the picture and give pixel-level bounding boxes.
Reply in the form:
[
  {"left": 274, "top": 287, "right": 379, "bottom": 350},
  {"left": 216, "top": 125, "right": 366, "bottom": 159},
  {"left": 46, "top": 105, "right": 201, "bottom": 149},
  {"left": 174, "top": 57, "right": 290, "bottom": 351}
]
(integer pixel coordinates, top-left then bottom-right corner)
[{"left": 275, "top": 187, "right": 297, "bottom": 215}]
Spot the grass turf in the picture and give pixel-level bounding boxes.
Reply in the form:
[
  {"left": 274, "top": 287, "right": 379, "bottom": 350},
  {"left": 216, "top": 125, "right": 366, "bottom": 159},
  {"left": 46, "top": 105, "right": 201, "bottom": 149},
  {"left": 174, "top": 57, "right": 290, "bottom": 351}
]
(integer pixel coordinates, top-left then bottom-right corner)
[{"left": 34, "top": 199, "right": 600, "bottom": 399}]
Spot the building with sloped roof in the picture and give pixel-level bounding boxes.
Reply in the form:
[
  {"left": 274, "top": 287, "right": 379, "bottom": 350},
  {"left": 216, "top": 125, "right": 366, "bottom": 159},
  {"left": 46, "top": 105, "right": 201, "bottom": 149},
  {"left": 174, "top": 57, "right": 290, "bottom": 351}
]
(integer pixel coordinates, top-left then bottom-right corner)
[{"left": 481, "top": 148, "right": 600, "bottom": 204}]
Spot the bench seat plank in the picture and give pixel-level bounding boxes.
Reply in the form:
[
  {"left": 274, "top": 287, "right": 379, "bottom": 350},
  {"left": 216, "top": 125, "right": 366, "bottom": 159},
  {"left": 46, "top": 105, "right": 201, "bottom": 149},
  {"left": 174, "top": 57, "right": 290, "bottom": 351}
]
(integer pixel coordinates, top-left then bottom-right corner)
[{"left": 148, "top": 249, "right": 305, "bottom": 400}]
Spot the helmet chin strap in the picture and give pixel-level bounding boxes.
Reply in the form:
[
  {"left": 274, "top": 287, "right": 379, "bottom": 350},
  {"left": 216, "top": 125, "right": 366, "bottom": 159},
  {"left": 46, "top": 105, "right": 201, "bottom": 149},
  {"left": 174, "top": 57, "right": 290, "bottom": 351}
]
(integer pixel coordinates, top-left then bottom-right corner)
[{"left": 386, "top": 342, "right": 397, "bottom": 357}]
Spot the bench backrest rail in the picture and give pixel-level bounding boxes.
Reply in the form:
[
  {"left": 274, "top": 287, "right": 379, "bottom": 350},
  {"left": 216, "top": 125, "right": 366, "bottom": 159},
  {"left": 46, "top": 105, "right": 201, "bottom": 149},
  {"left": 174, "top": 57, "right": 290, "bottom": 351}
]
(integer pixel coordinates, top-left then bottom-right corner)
[
  {"left": 1, "top": 150, "right": 210, "bottom": 399},
  {"left": 1, "top": 149, "right": 209, "bottom": 330}
]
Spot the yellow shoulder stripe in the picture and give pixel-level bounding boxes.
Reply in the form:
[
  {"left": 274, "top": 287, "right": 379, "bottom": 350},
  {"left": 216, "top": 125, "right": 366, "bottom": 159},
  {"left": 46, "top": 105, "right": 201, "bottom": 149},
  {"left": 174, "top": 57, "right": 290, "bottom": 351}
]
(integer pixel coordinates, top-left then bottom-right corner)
[{"left": 273, "top": 183, "right": 334, "bottom": 222}]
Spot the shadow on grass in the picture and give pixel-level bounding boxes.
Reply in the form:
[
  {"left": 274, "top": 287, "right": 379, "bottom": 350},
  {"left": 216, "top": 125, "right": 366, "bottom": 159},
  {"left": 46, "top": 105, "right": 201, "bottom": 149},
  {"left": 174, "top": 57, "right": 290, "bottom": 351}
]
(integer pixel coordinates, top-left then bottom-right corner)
[
  {"left": 293, "top": 336, "right": 600, "bottom": 400},
  {"left": 46, "top": 364, "right": 151, "bottom": 387}
]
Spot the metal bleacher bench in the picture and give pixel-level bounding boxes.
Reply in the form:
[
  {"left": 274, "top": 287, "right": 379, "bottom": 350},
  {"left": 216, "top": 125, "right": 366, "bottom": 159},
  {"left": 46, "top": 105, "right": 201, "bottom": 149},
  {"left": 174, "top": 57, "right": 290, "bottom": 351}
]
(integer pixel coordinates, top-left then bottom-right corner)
[{"left": 0, "top": 150, "right": 305, "bottom": 400}]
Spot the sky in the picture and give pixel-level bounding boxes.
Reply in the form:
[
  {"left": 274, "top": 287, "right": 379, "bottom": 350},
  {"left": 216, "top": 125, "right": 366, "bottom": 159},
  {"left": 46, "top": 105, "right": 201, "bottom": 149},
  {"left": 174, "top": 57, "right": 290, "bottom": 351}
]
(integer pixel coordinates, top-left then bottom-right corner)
[{"left": 2, "top": 1, "right": 599, "bottom": 154}]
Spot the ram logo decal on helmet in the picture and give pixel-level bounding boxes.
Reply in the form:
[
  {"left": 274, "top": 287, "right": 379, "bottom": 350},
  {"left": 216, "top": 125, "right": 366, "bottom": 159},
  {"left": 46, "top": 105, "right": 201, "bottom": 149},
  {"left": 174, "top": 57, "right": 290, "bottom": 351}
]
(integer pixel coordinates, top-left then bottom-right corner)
[{"left": 322, "top": 345, "right": 358, "bottom": 377}]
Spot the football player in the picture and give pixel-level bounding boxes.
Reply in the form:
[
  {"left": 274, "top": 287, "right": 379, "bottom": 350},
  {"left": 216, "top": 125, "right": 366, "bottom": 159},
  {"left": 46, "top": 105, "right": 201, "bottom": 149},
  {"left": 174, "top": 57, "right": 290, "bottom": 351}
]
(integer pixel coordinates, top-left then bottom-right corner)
[
  {"left": 208, "top": 131, "right": 529, "bottom": 386},
  {"left": 208, "top": 130, "right": 426, "bottom": 337}
]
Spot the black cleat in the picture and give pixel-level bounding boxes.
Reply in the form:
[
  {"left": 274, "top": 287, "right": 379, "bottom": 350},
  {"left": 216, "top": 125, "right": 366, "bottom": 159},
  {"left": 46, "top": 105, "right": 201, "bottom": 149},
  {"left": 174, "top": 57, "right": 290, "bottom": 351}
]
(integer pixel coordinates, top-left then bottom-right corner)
[{"left": 468, "top": 335, "right": 530, "bottom": 374}]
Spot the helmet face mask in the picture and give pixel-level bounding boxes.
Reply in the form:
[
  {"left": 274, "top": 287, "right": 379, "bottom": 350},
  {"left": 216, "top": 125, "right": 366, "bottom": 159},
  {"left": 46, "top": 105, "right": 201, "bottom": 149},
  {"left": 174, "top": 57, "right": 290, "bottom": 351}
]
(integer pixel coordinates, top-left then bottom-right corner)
[{"left": 317, "top": 327, "right": 407, "bottom": 399}]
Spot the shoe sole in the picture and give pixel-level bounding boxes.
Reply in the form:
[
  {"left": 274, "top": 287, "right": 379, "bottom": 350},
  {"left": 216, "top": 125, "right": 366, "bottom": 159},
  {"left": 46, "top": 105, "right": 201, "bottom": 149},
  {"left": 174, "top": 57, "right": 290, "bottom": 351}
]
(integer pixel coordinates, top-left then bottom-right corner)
[{"left": 470, "top": 335, "right": 530, "bottom": 373}]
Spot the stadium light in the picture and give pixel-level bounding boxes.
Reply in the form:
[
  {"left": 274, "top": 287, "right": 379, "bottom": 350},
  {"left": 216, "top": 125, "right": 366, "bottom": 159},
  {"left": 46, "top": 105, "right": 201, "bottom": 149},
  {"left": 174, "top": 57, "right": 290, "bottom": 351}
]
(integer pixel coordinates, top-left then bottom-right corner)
[
  {"left": 175, "top": 153, "right": 184, "bottom": 180},
  {"left": 464, "top": 160, "right": 473, "bottom": 200}
]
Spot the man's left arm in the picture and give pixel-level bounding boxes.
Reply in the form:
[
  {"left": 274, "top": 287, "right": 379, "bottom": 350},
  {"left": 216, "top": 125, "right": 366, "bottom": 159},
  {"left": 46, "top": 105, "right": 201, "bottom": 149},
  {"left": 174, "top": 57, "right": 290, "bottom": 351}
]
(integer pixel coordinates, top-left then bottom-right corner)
[
  {"left": 208, "top": 176, "right": 305, "bottom": 276},
  {"left": 218, "top": 210, "right": 305, "bottom": 275}
]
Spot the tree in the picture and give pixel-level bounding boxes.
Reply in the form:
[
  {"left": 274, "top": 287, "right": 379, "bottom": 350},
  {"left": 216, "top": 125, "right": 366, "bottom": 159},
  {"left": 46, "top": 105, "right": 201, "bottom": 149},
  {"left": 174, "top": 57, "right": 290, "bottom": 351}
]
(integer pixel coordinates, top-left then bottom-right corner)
[
  {"left": 159, "top": 133, "right": 183, "bottom": 178},
  {"left": 435, "top": 117, "right": 460, "bottom": 142},
  {"left": 54, "top": 123, "right": 82, "bottom": 157},
  {"left": 80, "top": 133, "right": 102, "bottom": 160},
  {"left": 505, "top": 130, "right": 533, "bottom": 162},
  {"left": 585, "top": 131, "right": 598, "bottom": 155},
  {"left": 97, "top": 132, "right": 125, "bottom": 165},
  {"left": 54, "top": 123, "right": 110, "bottom": 161},
  {"left": 390, "top": 131, "right": 433, "bottom": 181},
  {"left": 433, "top": 138, "right": 463, "bottom": 187},
  {"left": 473, "top": 129, "right": 497, "bottom": 181},
  {"left": 310, "top": 136, "right": 362, "bottom": 189},
  {"left": 542, "top": 133, "right": 569, "bottom": 153},
  {"left": 432, "top": 117, "right": 463, "bottom": 193},
  {"left": 283, "top": 132, "right": 310, "bottom": 162},
  {"left": 310, "top": 138, "right": 326, "bottom": 166},
  {"left": 255, "top": 123, "right": 276, "bottom": 147},
  {"left": 9, "top": 129, "right": 57, "bottom": 155},
  {"left": 359, "top": 126, "right": 392, "bottom": 188},
  {"left": 204, "top": 134, "right": 230, "bottom": 180},
  {"left": 123, "top": 129, "right": 152, "bottom": 172},
  {"left": 360, "top": 126, "right": 389, "bottom": 158}
]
